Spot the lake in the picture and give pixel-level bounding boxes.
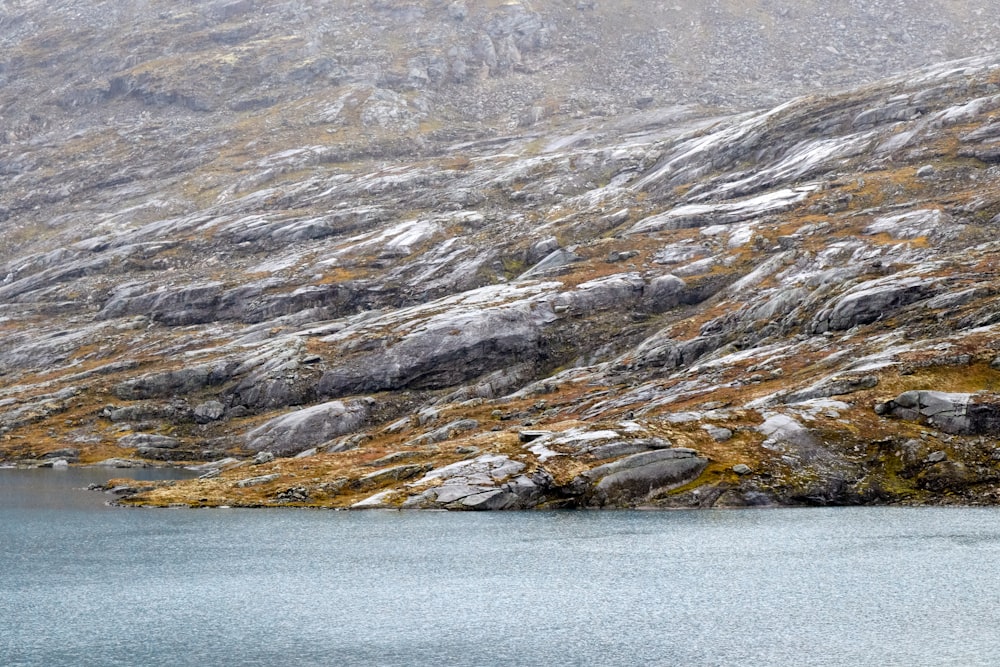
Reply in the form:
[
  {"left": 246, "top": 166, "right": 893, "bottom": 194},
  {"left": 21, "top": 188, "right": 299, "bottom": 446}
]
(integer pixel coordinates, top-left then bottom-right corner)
[{"left": 3, "top": 468, "right": 1000, "bottom": 666}]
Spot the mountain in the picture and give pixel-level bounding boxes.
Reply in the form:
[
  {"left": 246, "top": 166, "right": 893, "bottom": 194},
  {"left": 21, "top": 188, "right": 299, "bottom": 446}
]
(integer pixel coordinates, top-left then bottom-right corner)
[{"left": 3, "top": 1, "right": 1000, "bottom": 509}]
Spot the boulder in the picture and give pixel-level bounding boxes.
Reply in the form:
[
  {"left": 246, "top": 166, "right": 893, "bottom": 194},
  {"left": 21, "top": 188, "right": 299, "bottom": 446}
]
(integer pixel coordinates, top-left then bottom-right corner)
[
  {"left": 357, "top": 464, "right": 428, "bottom": 488},
  {"left": 642, "top": 274, "right": 686, "bottom": 313},
  {"left": 703, "top": 425, "right": 734, "bottom": 442},
  {"left": 318, "top": 307, "right": 543, "bottom": 397},
  {"left": 399, "top": 454, "right": 551, "bottom": 510},
  {"left": 815, "top": 276, "right": 935, "bottom": 332},
  {"left": 521, "top": 248, "right": 582, "bottom": 277},
  {"left": 43, "top": 447, "right": 80, "bottom": 462},
  {"left": 875, "top": 391, "right": 1000, "bottom": 435},
  {"left": 783, "top": 375, "right": 879, "bottom": 404},
  {"left": 573, "top": 448, "right": 708, "bottom": 506},
  {"left": 117, "top": 433, "right": 180, "bottom": 449},
  {"left": 193, "top": 400, "right": 226, "bottom": 423},
  {"left": 245, "top": 399, "right": 373, "bottom": 455},
  {"left": 98, "top": 281, "right": 224, "bottom": 325},
  {"left": 113, "top": 362, "right": 232, "bottom": 400},
  {"left": 235, "top": 474, "right": 280, "bottom": 488},
  {"left": 410, "top": 419, "right": 479, "bottom": 445}
]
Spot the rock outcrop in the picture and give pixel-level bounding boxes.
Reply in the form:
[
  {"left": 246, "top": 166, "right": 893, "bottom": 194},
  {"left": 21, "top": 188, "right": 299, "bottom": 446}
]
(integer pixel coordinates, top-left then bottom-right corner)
[{"left": 4, "top": 3, "right": 1000, "bottom": 509}]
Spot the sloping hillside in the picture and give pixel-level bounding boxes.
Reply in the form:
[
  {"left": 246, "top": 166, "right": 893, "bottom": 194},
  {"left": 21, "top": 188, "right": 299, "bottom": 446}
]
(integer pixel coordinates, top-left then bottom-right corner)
[{"left": 3, "top": 1, "right": 1000, "bottom": 508}]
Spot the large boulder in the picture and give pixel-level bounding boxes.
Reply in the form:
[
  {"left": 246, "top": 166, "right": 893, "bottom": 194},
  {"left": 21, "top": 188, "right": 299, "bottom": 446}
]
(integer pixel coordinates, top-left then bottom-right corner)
[
  {"left": 641, "top": 274, "right": 686, "bottom": 313},
  {"left": 400, "top": 454, "right": 552, "bottom": 510},
  {"left": 113, "top": 362, "right": 233, "bottom": 400},
  {"left": 318, "top": 307, "right": 545, "bottom": 397},
  {"left": 876, "top": 391, "right": 1000, "bottom": 435},
  {"left": 245, "top": 399, "right": 373, "bottom": 456},
  {"left": 572, "top": 448, "right": 708, "bottom": 506},
  {"left": 813, "top": 276, "right": 935, "bottom": 332}
]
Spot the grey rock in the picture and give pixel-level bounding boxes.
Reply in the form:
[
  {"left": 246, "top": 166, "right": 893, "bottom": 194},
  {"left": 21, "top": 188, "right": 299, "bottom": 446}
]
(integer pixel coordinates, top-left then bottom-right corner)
[
  {"left": 235, "top": 474, "right": 281, "bottom": 488},
  {"left": 876, "top": 391, "right": 1000, "bottom": 435},
  {"left": 863, "top": 209, "right": 947, "bottom": 240},
  {"left": 358, "top": 464, "right": 428, "bottom": 488},
  {"left": 276, "top": 486, "right": 309, "bottom": 502},
  {"left": 318, "top": 307, "right": 544, "bottom": 397},
  {"left": 193, "top": 400, "right": 226, "bottom": 423},
  {"left": 732, "top": 464, "right": 752, "bottom": 475},
  {"left": 589, "top": 438, "right": 673, "bottom": 460},
  {"left": 245, "top": 399, "right": 372, "bottom": 456},
  {"left": 253, "top": 451, "right": 275, "bottom": 465},
  {"left": 703, "top": 425, "right": 734, "bottom": 442},
  {"left": 117, "top": 433, "right": 181, "bottom": 449},
  {"left": 521, "top": 248, "right": 582, "bottom": 277},
  {"left": 185, "top": 457, "right": 240, "bottom": 472},
  {"left": 99, "top": 281, "right": 224, "bottom": 325},
  {"left": 136, "top": 446, "right": 195, "bottom": 462},
  {"left": 606, "top": 250, "right": 639, "bottom": 263},
  {"left": 411, "top": 418, "right": 479, "bottom": 445},
  {"left": 589, "top": 441, "right": 657, "bottom": 460},
  {"left": 525, "top": 236, "right": 560, "bottom": 264},
  {"left": 458, "top": 489, "right": 514, "bottom": 510},
  {"left": 575, "top": 448, "right": 708, "bottom": 505},
  {"left": 92, "top": 458, "right": 144, "bottom": 468},
  {"left": 368, "top": 451, "right": 423, "bottom": 466},
  {"left": 816, "top": 277, "right": 935, "bottom": 331},
  {"left": 642, "top": 275, "right": 686, "bottom": 314},
  {"left": 43, "top": 447, "right": 80, "bottom": 461},
  {"left": 113, "top": 363, "right": 230, "bottom": 400},
  {"left": 418, "top": 454, "right": 526, "bottom": 486},
  {"left": 784, "top": 375, "right": 879, "bottom": 404},
  {"left": 447, "top": 1, "right": 467, "bottom": 21}
]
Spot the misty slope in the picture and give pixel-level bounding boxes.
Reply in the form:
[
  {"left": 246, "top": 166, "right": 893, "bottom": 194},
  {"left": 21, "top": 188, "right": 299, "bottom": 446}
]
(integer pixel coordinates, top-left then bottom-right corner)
[{"left": 4, "top": 1, "right": 1000, "bottom": 508}]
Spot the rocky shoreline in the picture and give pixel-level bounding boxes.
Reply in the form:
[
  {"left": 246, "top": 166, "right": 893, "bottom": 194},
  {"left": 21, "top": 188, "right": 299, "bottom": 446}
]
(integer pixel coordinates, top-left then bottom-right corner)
[{"left": 5, "top": 3, "right": 1000, "bottom": 510}]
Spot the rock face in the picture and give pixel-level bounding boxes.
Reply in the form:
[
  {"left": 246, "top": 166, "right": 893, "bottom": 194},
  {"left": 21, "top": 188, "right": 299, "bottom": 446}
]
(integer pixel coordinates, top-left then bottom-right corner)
[
  {"left": 876, "top": 392, "right": 1000, "bottom": 436},
  {"left": 5, "top": 4, "right": 1000, "bottom": 508},
  {"left": 574, "top": 449, "right": 709, "bottom": 507},
  {"left": 245, "top": 400, "right": 373, "bottom": 456}
]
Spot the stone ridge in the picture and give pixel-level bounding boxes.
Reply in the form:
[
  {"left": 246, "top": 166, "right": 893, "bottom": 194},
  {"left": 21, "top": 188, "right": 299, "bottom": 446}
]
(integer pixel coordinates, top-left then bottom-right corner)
[{"left": 4, "top": 3, "right": 1000, "bottom": 508}]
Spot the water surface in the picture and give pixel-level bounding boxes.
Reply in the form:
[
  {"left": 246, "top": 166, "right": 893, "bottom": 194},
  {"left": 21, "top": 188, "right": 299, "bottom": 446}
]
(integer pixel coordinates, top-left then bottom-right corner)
[{"left": 3, "top": 469, "right": 1000, "bottom": 666}]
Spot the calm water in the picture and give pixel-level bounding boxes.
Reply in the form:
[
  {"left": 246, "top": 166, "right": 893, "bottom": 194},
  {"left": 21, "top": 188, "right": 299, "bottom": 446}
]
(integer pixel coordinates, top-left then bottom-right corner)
[{"left": 3, "top": 470, "right": 1000, "bottom": 666}]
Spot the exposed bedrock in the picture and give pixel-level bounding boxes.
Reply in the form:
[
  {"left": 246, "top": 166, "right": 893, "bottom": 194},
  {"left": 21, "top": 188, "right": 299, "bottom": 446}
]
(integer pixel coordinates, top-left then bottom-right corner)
[{"left": 876, "top": 391, "right": 1000, "bottom": 436}]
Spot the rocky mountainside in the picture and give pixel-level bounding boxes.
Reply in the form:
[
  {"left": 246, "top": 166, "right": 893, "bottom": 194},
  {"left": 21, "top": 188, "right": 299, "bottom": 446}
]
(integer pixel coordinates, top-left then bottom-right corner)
[{"left": 4, "top": 1, "right": 1000, "bottom": 509}]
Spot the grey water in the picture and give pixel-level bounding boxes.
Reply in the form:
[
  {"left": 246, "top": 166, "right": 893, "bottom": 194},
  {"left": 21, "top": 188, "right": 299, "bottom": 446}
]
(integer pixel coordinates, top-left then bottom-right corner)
[{"left": 3, "top": 470, "right": 1000, "bottom": 666}]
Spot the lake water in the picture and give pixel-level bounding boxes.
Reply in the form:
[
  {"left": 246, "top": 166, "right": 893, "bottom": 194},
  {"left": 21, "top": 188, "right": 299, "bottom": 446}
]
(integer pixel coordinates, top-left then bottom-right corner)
[{"left": 3, "top": 469, "right": 1000, "bottom": 666}]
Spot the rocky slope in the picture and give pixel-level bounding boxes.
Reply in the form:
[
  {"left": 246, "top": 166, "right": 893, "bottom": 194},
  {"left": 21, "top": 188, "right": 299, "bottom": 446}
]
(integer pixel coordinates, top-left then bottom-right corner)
[{"left": 4, "top": 1, "right": 1000, "bottom": 509}]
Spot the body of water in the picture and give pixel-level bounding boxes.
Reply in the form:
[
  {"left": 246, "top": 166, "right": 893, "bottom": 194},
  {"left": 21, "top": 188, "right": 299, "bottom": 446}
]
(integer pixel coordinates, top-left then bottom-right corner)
[{"left": 3, "top": 468, "right": 1000, "bottom": 666}]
